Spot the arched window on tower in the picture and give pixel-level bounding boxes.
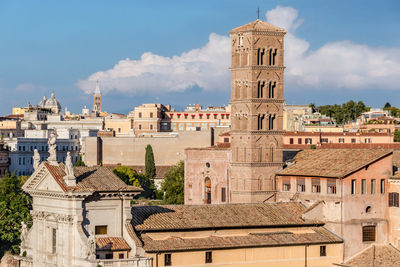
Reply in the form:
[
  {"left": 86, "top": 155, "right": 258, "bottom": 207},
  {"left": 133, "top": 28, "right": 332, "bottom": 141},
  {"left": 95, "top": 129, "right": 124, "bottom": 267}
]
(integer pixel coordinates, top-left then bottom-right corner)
[
  {"left": 204, "top": 178, "right": 211, "bottom": 204},
  {"left": 269, "top": 81, "right": 276, "bottom": 98},
  {"left": 258, "top": 114, "right": 264, "bottom": 130},
  {"left": 270, "top": 144, "right": 275, "bottom": 162},
  {"left": 268, "top": 114, "right": 275, "bottom": 130}
]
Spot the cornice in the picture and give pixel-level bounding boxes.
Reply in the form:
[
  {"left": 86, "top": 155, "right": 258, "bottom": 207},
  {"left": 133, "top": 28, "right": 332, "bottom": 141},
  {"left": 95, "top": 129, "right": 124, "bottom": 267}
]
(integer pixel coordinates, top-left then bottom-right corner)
[
  {"left": 230, "top": 66, "right": 285, "bottom": 71},
  {"left": 230, "top": 130, "right": 285, "bottom": 135},
  {"left": 230, "top": 99, "right": 285, "bottom": 104},
  {"left": 230, "top": 162, "right": 283, "bottom": 167},
  {"left": 229, "top": 31, "right": 285, "bottom": 37}
]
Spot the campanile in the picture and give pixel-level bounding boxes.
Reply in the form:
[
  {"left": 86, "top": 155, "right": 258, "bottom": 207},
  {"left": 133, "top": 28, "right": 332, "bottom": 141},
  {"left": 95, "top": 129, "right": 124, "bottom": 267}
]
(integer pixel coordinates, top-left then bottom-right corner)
[{"left": 229, "top": 20, "right": 286, "bottom": 203}]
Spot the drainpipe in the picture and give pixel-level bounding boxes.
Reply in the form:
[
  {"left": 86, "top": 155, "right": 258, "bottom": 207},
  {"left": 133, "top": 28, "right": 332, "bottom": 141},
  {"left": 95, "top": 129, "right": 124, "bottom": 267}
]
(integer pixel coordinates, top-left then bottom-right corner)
[
  {"left": 340, "top": 176, "right": 344, "bottom": 261},
  {"left": 305, "top": 244, "right": 308, "bottom": 267}
]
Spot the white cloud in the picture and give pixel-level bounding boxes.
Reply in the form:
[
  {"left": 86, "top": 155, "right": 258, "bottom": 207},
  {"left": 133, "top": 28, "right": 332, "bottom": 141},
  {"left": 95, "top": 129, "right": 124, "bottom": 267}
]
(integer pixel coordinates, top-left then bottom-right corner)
[
  {"left": 78, "top": 6, "right": 400, "bottom": 95},
  {"left": 266, "top": 5, "right": 400, "bottom": 90},
  {"left": 77, "top": 33, "right": 230, "bottom": 95}
]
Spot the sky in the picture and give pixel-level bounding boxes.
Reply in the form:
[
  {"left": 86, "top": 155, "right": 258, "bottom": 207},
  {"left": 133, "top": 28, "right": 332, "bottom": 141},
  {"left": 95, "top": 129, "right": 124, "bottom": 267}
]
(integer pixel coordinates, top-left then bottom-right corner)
[{"left": 0, "top": 0, "right": 400, "bottom": 115}]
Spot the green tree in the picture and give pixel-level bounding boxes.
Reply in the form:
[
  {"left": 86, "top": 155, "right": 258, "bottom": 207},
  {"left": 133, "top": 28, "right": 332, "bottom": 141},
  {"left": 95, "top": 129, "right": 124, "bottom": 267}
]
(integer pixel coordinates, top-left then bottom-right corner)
[
  {"left": 74, "top": 156, "right": 86, "bottom": 167},
  {"left": 145, "top": 144, "right": 156, "bottom": 179},
  {"left": 317, "top": 100, "right": 369, "bottom": 125},
  {"left": 0, "top": 172, "right": 32, "bottom": 257},
  {"left": 112, "top": 166, "right": 155, "bottom": 198},
  {"left": 161, "top": 161, "right": 184, "bottom": 204},
  {"left": 308, "top": 103, "right": 316, "bottom": 113},
  {"left": 395, "top": 130, "right": 400, "bottom": 142},
  {"left": 113, "top": 166, "right": 141, "bottom": 187},
  {"left": 384, "top": 102, "right": 392, "bottom": 109}
]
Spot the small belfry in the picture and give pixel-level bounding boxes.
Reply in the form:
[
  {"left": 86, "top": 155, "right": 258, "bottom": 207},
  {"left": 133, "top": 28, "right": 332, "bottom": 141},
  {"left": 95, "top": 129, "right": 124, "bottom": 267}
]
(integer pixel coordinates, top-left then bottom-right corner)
[
  {"left": 92, "top": 80, "right": 102, "bottom": 114},
  {"left": 229, "top": 19, "right": 286, "bottom": 203}
]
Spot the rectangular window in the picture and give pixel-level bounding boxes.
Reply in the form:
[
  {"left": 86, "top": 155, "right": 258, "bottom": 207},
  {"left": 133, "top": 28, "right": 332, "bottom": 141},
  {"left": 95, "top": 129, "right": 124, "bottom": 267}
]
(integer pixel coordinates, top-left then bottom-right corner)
[
  {"left": 327, "top": 179, "right": 337, "bottom": 194},
  {"left": 362, "top": 226, "right": 376, "bottom": 242},
  {"left": 297, "top": 178, "right": 305, "bottom": 192},
  {"left": 371, "top": 179, "right": 376, "bottom": 194},
  {"left": 351, "top": 138, "right": 356, "bottom": 143},
  {"left": 320, "top": 245, "right": 326, "bottom": 257},
  {"left": 150, "top": 112, "right": 153, "bottom": 118},
  {"left": 165, "top": 254, "right": 172, "bottom": 266},
  {"left": 351, "top": 180, "right": 356, "bottom": 195},
  {"left": 221, "top": 187, "right": 226, "bottom": 202},
  {"left": 381, "top": 179, "right": 385, "bottom": 194},
  {"left": 105, "top": 254, "right": 113, "bottom": 259},
  {"left": 52, "top": 228, "right": 57, "bottom": 254},
  {"left": 289, "top": 138, "right": 294, "bottom": 144},
  {"left": 321, "top": 138, "right": 328, "bottom": 143},
  {"left": 119, "top": 253, "right": 124, "bottom": 259},
  {"left": 389, "top": 192, "right": 399, "bottom": 207},
  {"left": 298, "top": 138, "right": 302, "bottom": 144},
  {"left": 282, "top": 177, "right": 291, "bottom": 191},
  {"left": 95, "top": 225, "right": 108, "bottom": 235},
  {"left": 305, "top": 138, "right": 312, "bottom": 144},
  {"left": 361, "top": 179, "right": 366, "bottom": 194},
  {"left": 138, "top": 112, "right": 142, "bottom": 118},
  {"left": 205, "top": 251, "right": 212, "bottom": 264},
  {"left": 312, "top": 178, "right": 321, "bottom": 193},
  {"left": 339, "top": 138, "right": 344, "bottom": 143}
]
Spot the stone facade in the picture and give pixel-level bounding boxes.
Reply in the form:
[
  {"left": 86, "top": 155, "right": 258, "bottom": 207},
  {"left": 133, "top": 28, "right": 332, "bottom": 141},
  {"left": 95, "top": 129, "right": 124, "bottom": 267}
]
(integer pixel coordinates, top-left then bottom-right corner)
[
  {"left": 229, "top": 20, "right": 286, "bottom": 203},
  {"left": 18, "top": 153, "right": 151, "bottom": 266}
]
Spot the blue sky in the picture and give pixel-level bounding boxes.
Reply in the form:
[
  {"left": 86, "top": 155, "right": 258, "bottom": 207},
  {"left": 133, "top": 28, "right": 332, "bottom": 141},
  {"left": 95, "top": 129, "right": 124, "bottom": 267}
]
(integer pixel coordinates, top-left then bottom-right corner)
[{"left": 0, "top": 0, "right": 399, "bottom": 114}]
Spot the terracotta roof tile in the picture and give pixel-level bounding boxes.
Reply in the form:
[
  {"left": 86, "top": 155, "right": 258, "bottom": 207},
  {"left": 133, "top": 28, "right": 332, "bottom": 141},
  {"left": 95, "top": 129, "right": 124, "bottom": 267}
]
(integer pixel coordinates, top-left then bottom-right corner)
[
  {"left": 141, "top": 227, "right": 342, "bottom": 253},
  {"left": 44, "top": 163, "right": 142, "bottom": 193},
  {"left": 343, "top": 244, "right": 400, "bottom": 266},
  {"left": 125, "top": 223, "right": 143, "bottom": 247},
  {"left": 96, "top": 237, "right": 130, "bottom": 251},
  {"left": 278, "top": 149, "right": 392, "bottom": 178},
  {"left": 131, "top": 202, "right": 320, "bottom": 232},
  {"left": 230, "top": 19, "right": 286, "bottom": 34}
]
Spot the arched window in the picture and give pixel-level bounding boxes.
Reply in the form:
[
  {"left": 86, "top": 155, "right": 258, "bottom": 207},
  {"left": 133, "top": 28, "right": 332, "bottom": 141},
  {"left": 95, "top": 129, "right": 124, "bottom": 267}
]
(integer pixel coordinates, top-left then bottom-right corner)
[{"left": 204, "top": 178, "right": 211, "bottom": 204}]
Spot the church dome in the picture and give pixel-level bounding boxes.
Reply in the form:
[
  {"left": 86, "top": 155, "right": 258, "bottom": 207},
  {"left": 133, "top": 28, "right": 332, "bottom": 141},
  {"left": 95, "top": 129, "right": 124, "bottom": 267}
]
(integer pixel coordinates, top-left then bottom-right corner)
[
  {"left": 38, "top": 96, "right": 47, "bottom": 108},
  {"left": 43, "top": 93, "right": 62, "bottom": 113}
]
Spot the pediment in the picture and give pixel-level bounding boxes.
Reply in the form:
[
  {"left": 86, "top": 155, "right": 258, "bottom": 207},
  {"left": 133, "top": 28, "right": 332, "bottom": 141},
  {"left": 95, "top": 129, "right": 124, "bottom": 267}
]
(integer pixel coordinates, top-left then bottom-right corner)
[{"left": 22, "top": 163, "right": 64, "bottom": 193}]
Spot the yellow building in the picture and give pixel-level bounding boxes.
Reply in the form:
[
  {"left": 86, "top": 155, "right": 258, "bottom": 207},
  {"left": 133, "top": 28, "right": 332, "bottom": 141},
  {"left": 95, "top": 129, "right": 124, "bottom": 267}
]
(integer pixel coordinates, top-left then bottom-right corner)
[
  {"left": 12, "top": 107, "right": 28, "bottom": 115},
  {"left": 130, "top": 202, "right": 343, "bottom": 267}
]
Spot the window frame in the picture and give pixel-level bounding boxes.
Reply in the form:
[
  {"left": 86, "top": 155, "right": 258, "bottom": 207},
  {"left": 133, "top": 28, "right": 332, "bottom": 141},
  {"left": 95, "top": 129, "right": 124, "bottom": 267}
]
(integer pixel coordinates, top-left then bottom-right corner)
[
  {"left": 164, "top": 254, "right": 172, "bottom": 266},
  {"left": 205, "top": 251, "right": 212, "bottom": 264},
  {"left": 320, "top": 245, "right": 327, "bottom": 257},
  {"left": 362, "top": 225, "right": 376, "bottom": 242}
]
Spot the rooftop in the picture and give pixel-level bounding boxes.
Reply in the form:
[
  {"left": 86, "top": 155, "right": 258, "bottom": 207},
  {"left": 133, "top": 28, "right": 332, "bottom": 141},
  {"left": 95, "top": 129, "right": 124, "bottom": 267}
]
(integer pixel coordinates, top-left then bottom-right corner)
[
  {"left": 230, "top": 19, "right": 286, "bottom": 34},
  {"left": 96, "top": 237, "right": 130, "bottom": 251},
  {"left": 43, "top": 163, "right": 142, "bottom": 193},
  {"left": 342, "top": 244, "right": 400, "bottom": 267},
  {"left": 278, "top": 149, "right": 392, "bottom": 178},
  {"left": 131, "top": 202, "right": 322, "bottom": 232}
]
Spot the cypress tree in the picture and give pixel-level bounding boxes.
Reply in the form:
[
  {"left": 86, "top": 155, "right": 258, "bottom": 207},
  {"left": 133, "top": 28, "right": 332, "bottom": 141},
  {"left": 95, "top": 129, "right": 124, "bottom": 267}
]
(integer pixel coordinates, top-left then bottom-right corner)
[{"left": 145, "top": 144, "right": 156, "bottom": 179}]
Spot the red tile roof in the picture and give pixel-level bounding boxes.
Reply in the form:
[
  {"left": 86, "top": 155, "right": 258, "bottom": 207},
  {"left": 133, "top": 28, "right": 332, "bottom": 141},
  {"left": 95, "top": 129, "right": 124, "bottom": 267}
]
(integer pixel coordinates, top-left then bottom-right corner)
[
  {"left": 96, "top": 237, "right": 130, "bottom": 251},
  {"left": 131, "top": 202, "right": 321, "bottom": 232},
  {"left": 278, "top": 149, "right": 392, "bottom": 178},
  {"left": 141, "top": 227, "right": 342, "bottom": 253},
  {"left": 44, "top": 163, "right": 142, "bottom": 193},
  {"left": 343, "top": 244, "right": 400, "bottom": 267}
]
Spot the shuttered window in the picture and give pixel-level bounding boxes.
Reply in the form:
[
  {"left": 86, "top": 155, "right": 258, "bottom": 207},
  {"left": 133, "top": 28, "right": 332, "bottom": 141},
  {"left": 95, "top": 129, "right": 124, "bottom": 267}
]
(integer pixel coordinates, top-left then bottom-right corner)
[
  {"left": 362, "top": 226, "right": 376, "bottom": 242},
  {"left": 389, "top": 192, "right": 399, "bottom": 207}
]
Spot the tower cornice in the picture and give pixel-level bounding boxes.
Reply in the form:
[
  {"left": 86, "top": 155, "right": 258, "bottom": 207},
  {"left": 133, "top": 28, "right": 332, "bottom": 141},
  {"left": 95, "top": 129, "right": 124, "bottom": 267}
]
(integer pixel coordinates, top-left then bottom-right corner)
[
  {"left": 230, "top": 130, "right": 285, "bottom": 135},
  {"left": 230, "top": 99, "right": 285, "bottom": 104},
  {"left": 230, "top": 66, "right": 285, "bottom": 71}
]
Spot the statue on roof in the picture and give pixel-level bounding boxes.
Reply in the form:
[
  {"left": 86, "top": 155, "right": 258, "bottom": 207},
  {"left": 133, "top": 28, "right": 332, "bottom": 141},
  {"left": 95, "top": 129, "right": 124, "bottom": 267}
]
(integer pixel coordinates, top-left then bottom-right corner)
[
  {"left": 33, "top": 149, "right": 40, "bottom": 171},
  {"left": 65, "top": 152, "right": 74, "bottom": 177},
  {"left": 47, "top": 131, "right": 58, "bottom": 165}
]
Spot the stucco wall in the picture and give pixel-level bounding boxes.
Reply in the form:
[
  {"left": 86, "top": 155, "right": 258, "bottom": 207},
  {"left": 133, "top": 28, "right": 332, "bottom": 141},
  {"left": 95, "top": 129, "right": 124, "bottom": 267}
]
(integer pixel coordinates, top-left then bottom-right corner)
[{"left": 84, "top": 131, "right": 213, "bottom": 166}]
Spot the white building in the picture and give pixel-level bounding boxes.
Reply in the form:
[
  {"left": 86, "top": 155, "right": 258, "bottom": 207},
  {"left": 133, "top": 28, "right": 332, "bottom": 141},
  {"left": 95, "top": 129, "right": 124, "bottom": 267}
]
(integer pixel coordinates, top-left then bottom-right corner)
[
  {"left": 19, "top": 151, "right": 152, "bottom": 267},
  {"left": 6, "top": 129, "right": 80, "bottom": 176}
]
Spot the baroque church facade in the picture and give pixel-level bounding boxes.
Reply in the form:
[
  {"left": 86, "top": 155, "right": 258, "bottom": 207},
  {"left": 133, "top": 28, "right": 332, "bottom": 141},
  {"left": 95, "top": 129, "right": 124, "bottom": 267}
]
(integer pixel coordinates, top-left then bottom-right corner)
[{"left": 185, "top": 19, "right": 286, "bottom": 204}]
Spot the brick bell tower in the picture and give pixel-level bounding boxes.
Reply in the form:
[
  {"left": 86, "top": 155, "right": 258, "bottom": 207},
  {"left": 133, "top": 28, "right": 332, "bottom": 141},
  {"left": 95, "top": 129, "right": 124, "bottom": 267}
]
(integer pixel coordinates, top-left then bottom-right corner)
[{"left": 229, "top": 19, "right": 286, "bottom": 203}]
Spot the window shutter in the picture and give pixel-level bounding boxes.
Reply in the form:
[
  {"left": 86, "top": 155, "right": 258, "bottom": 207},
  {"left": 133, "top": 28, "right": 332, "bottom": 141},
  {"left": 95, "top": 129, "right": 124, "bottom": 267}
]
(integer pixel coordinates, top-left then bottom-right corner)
[
  {"left": 389, "top": 192, "right": 399, "bottom": 207},
  {"left": 389, "top": 192, "right": 394, "bottom": 207}
]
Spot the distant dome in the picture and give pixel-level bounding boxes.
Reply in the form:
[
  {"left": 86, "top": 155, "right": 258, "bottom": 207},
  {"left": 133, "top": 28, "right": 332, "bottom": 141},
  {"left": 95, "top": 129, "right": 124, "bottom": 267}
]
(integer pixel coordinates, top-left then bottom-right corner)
[
  {"left": 40, "top": 93, "right": 62, "bottom": 114},
  {"left": 39, "top": 96, "right": 47, "bottom": 108}
]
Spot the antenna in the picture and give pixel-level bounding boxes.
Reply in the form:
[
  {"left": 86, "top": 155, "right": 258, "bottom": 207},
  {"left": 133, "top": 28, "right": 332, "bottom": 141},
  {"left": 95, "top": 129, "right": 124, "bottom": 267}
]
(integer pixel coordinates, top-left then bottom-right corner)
[{"left": 257, "top": 7, "right": 260, "bottom": 20}]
